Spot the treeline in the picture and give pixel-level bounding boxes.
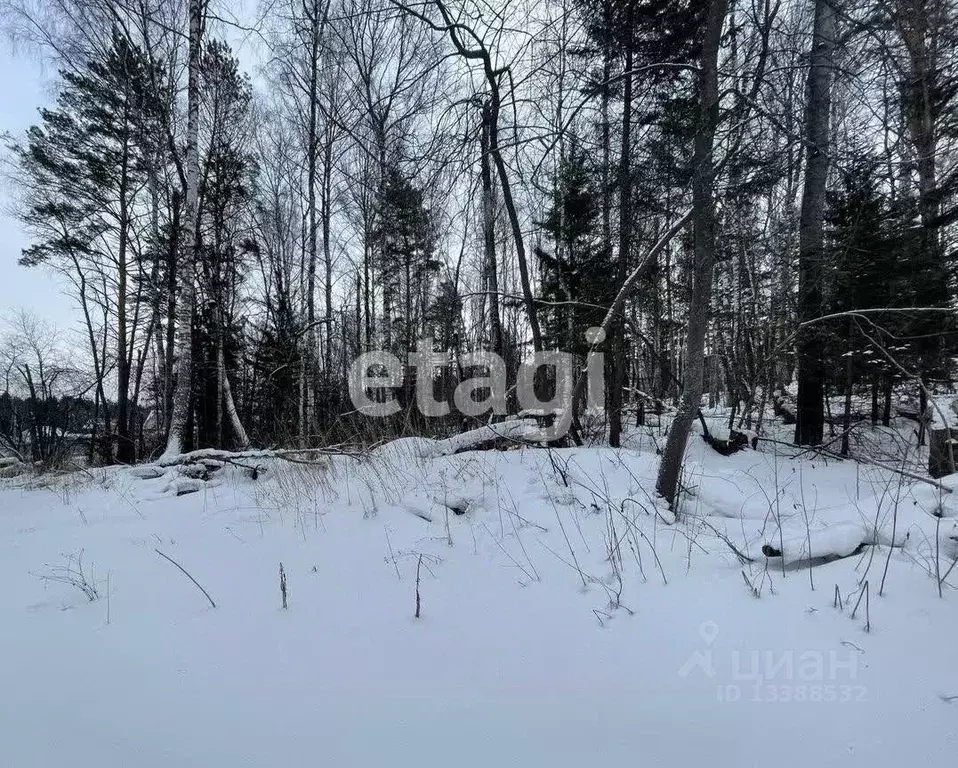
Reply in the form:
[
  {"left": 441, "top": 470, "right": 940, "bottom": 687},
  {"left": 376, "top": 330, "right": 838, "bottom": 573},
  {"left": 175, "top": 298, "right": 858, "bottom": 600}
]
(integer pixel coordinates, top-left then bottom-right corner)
[
  {"left": 0, "top": 391, "right": 146, "bottom": 464},
  {"left": 1, "top": 0, "right": 956, "bottom": 500}
]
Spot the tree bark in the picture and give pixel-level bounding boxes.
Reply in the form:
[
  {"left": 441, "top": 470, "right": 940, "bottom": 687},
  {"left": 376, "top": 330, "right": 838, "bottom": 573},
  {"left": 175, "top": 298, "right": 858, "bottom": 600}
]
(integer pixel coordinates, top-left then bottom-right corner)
[
  {"left": 162, "top": 0, "right": 204, "bottom": 459},
  {"left": 656, "top": 0, "right": 729, "bottom": 509},
  {"left": 480, "top": 99, "right": 505, "bottom": 360},
  {"left": 883, "top": 376, "right": 893, "bottom": 426},
  {"left": 322, "top": 124, "right": 334, "bottom": 395},
  {"left": 487, "top": 98, "right": 543, "bottom": 353},
  {"left": 794, "top": 0, "right": 838, "bottom": 446},
  {"left": 115, "top": 86, "right": 134, "bottom": 464},
  {"left": 896, "top": 0, "right": 941, "bottom": 229},
  {"left": 222, "top": 359, "right": 249, "bottom": 448},
  {"left": 609, "top": 6, "right": 634, "bottom": 449},
  {"left": 305, "top": 0, "right": 321, "bottom": 439},
  {"left": 841, "top": 318, "right": 853, "bottom": 456}
]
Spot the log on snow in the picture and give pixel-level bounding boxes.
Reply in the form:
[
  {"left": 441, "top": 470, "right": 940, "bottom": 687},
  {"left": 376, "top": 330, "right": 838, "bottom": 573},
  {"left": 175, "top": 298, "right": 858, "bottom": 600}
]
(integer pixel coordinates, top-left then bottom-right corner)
[
  {"left": 761, "top": 522, "right": 866, "bottom": 564},
  {"left": 432, "top": 419, "right": 542, "bottom": 456},
  {"left": 761, "top": 519, "right": 917, "bottom": 565}
]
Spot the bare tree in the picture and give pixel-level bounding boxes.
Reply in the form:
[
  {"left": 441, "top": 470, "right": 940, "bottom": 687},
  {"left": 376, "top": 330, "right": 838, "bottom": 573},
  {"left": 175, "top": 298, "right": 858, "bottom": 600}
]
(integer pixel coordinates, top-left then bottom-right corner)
[
  {"left": 656, "top": 0, "right": 730, "bottom": 508},
  {"left": 163, "top": 0, "right": 205, "bottom": 458},
  {"left": 794, "top": 0, "right": 838, "bottom": 446}
]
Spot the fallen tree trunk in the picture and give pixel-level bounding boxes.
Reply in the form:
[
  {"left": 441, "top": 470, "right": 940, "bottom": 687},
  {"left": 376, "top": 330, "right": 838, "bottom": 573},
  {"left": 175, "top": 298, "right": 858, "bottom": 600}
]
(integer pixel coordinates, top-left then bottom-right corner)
[
  {"left": 153, "top": 445, "right": 368, "bottom": 468},
  {"left": 772, "top": 390, "right": 797, "bottom": 425},
  {"left": 761, "top": 522, "right": 866, "bottom": 564},
  {"left": 759, "top": 520, "right": 918, "bottom": 566},
  {"left": 433, "top": 419, "right": 542, "bottom": 456},
  {"left": 696, "top": 411, "right": 755, "bottom": 456}
]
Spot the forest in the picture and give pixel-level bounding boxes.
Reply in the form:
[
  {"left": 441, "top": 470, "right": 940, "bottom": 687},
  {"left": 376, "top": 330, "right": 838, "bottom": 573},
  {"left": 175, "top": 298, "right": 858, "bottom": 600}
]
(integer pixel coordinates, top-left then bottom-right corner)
[
  {"left": 5, "top": 4, "right": 958, "bottom": 760},
  {"left": 1, "top": 0, "right": 956, "bottom": 505}
]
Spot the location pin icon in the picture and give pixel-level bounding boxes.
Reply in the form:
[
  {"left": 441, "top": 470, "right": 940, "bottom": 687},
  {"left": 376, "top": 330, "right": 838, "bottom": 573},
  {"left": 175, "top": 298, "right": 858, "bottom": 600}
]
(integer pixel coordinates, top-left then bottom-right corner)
[{"left": 699, "top": 620, "right": 719, "bottom": 646}]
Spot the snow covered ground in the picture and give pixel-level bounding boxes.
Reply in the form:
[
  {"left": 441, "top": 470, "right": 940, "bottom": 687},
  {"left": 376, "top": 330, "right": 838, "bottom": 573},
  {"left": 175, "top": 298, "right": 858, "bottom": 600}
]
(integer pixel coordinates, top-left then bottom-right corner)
[{"left": 2, "top": 421, "right": 958, "bottom": 766}]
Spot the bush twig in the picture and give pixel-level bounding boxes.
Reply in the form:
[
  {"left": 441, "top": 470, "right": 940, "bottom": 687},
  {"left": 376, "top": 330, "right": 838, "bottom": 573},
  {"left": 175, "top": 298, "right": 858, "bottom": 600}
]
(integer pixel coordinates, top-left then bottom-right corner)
[
  {"left": 155, "top": 549, "right": 216, "bottom": 608},
  {"left": 415, "top": 554, "right": 423, "bottom": 619}
]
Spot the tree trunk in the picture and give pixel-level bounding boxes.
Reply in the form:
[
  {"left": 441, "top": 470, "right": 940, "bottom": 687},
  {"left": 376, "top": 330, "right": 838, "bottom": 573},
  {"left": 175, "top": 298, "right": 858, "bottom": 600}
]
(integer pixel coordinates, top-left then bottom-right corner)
[
  {"left": 656, "top": 0, "right": 729, "bottom": 509},
  {"left": 164, "top": 191, "right": 180, "bottom": 437},
  {"left": 322, "top": 127, "right": 334, "bottom": 400},
  {"left": 897, "top": 1, "right": 941, "bottom": 229},
  {"left": 304, "top": 0, "right": 320, "bottom": 439},
  {"left": 73, "top": 259, "right": 109, "bottom": 463},
  {"left": 116, "top": 119, "right": 133, "bottom": 464},
  {"left": 883, "top": 377, "right": 893, "bottom": 426},
  {"left": 222, "top": 357, "right": 249, "bottom": 448},
  {"left": 794, "top": 0, "right": 837, "bottom": 446},
  {"left": 871, "top": 373, "right": 879, "bottom": 425},
  {"left": 600, "top": 5, "right": 612, "bottom": 256},
  {"left": 841, "top": 319, "right": 853, "bottom": 456},
  {"left": 162, "top": 0, "right": 204, "bottom": 460},
  {"left": 488, "top": 97, "right": 542, "bottom": 353},
  {"left": 609, "top": 8, "right": 634, "bottom": 449},
  {"left": 481, "top": 100, "right": 505, "bottom": 360},
  {"left": 918, "top": 385, "right": 928, "bottom": 446},
  {"left": 216, "top": 327, "right": 225, "bottom": 446}
]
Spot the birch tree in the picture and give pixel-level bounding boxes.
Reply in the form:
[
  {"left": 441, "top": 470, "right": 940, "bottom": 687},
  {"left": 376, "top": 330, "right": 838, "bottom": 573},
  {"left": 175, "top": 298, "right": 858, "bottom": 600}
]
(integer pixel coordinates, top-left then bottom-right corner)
[{"left": 162, "top": 0, "right": 205, "bottom": 458}]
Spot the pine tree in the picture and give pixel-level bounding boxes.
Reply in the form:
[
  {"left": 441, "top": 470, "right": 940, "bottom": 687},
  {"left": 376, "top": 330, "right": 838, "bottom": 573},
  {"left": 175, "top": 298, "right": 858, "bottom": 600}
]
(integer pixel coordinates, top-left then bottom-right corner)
[
  {"left": 576, "top": 0, "right": 710, "bottom": 446},
  {"left": 822, "top": 157, "right": 896, "bottom": 441},
  {"left": 885, "top": 189, "right": 956, "bottom": 438},
  {"left": 194, "top": 40, "right": 255, "bottom": 449},
  {"left": 373, "top": 162, "right": 440, "bottom": 356},
  {"left": 14, "top": 29, "right": 164, "bottom": 463},
  {"left": 536, "top": 141, "right": 611, "bottom": 355}
]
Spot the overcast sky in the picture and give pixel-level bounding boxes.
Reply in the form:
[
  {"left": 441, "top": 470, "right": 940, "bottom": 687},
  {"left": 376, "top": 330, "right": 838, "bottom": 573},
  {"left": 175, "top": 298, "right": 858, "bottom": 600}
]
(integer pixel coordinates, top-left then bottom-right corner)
[
  {"left": 0, "top": 6, "right": 266, "bottom": 339},
  {"left": 0, "top": 43, "right": 78, "bottom": 334}
]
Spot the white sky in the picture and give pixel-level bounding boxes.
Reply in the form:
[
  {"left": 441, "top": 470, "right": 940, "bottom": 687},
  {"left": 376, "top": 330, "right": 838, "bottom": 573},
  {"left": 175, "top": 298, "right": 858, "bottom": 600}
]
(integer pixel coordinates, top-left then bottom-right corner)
[
  {"left": 0, "top": 4, "right": 264, "bottom": 337},
  {"left": 0, "top": 44, "right": 77, "bottom": 333}
]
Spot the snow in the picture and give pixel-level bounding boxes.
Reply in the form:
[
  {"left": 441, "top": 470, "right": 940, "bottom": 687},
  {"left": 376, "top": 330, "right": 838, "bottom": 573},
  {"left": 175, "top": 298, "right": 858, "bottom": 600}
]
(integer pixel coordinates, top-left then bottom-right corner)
[
  {"left": 928, "top": 394, "right": 958, "bottom": 430},
  {"left": 368, "top": 419, "right": 543, "bottom": 460},
  {"left": 2, "top": 426, "right": 958, "bottom": 766},
  {"left": 432, "top": 418, "right": 542, "bottom": 454},
  {"left": 764, "top": 521, "right": 867, "bottom": 563}
]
